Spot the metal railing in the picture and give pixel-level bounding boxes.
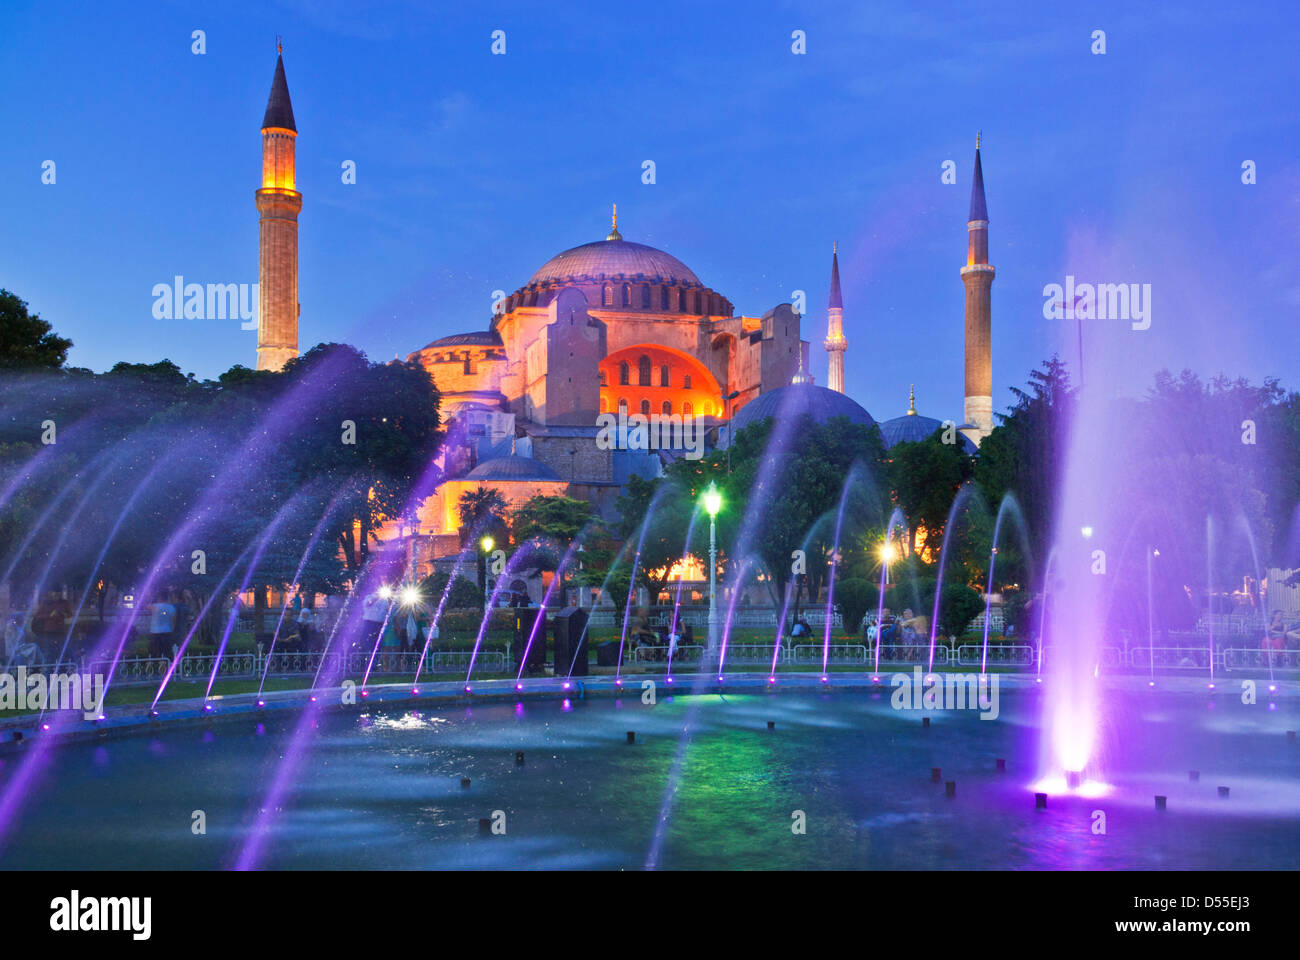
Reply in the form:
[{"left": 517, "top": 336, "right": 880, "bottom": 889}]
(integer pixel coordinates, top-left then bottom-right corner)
[
  {"left": 49, "top": 642, "right": 1300, "bottom": 690},
  {"left": 956, "top": 644, "right": 1035, "bottom": 667}
]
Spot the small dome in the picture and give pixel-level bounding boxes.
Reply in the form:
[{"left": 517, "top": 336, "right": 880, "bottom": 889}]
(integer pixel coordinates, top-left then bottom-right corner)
[
  {"left": 731, "top": 382, "right": 874, "bottom": 433},
  {"left": 465, "top": 455, "right": 561, "bottom": 483},
  {"left": 879, "top": 412, "right": 978, "bottom": 454},
  {"left": 529, "top": 239, "right": 701, "bottom": 286}
]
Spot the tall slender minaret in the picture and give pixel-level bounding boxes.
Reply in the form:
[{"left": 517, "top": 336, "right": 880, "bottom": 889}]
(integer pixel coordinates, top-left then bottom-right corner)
[
  {"left": 256, "top": 42, "right": 301, "bottom": 372},
  {"left": 824, "top": 242, "right": 847, "bottom": 393},
  {"left": 961, "top": 134, "right": 994, "bottom": 444}
]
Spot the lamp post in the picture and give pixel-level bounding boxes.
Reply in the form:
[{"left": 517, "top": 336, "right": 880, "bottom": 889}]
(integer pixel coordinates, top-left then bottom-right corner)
[
  {"left": 480, "top": 534, "right": 495, "bottom": 610},
  {"left": 703, "top": 482, "right": 722, "bottom": 651}
]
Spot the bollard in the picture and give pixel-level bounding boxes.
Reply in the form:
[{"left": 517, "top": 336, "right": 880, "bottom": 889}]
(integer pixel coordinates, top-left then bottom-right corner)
[
  {"left": 1188, "top": 770, "right": 1200, "bottom": 782},
  {"left": 1218, "top": 786, "right": 1230, "bottom": 798},
  {"left": 931, "top": 767, "right": 942, "bottom": 782},
  {"left": 767, "top": 720, "right": 775, "bottom": 730},
  {"left": 922, "top": 717, "right": 930, "bottom": 728},
  {"left": 1155, "top": 795, "right": 1167, "bottom": 810},
  {"left": 478, "top": 817, "right": 491, "bottom": 836},
  {"left": 1035, "top": 792, "right": 1047, "bottom": 810},
  {"left": 995, "top": 758, "right": 1006, "bottom": 772},
  {"left": 626, "top": 731, "right": 635, "bottom": 745},
  {"left": 11, "top": 731, "right": 22, "bottom": 743},
  {"left": 460, "top": 777, "right": 471, "bottom": 789},
  {"left": 944, "top": 780, "right": 956, "bottom": 798}
]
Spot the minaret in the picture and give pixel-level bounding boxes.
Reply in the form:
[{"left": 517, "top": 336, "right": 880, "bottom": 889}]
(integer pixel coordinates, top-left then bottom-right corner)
[
  {"left": 961, "top": 134, "right": 994, "bottom": 444},
  {"left": 256, "top": 42, "right": 301, "bottom": 372},
  {"left": 824, "top": 242, "right": 847, "bottom": 393}
]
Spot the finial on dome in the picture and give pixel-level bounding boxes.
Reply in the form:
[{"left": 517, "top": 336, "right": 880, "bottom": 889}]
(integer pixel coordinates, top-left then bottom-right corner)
[
  {"left": 607, "top": 203, "right": 622, "bottom": 241},
  {"left": 907, "top": 384, "right": 917, "bottom": 415},
  {"left": 792, "top": 351, "right": 813, "bottom": 385},
  {"left": 976, "top": 130, "right": 981, "bottom": 149}
]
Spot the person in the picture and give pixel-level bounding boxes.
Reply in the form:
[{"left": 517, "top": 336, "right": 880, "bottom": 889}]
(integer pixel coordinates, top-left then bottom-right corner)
[
  {"left": 790, "top": 618, "right": 811, "bottom": 640},
  {"left": 901, "top": 609, "right": 929, "bottom": 644},
  {"left": 1263, "top": 610, "right": 1300, "bottom": 651},
  {"left": 359, "top": 591, "right": 390, "bottom": 651},
  {"left": 297, "top": 600, "right": 314, "bottom": 651},
  {"left": 148, "top": 592, "right": 177, "bottom": 659}
]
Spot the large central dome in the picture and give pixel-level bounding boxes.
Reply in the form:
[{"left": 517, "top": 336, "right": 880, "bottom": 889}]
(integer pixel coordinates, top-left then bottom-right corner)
[{"left": 529, "top": 239, "right": 701, "bottom": 286}]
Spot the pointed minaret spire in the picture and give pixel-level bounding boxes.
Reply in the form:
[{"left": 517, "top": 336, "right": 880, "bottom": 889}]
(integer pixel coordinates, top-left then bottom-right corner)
[
  {"left": 607, "top": 203, "right": 622, "bottom": 241},
  {"left": 256, "top": 45, "right": 302, "bottom": 371},
  {"left": 961, "top": 134, "right": 994, "bottom": 444},
  {"left": 823, "top": 242, "right": 847, "bottom": 393},
  {"left": 969, "top": 133, "right": 987, "bottom": 223}
]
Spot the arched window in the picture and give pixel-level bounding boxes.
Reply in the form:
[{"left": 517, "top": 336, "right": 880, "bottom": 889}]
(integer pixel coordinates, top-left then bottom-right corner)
[
  {"left": 683, "top": 374, "right": 692, "bottom": 390},
  {"left": 619, "top": 361, "right": 629, "bottom": 385},
  {"left": 660, "top": 365, "right": 670, "bottom": 387},
  {"left": 603, "top": 285, "right": 613, "bottom": 306},
  {"left": 600, "top": 396, "right": 607, "bottom": 413},
  {"left": 693, "top": 291, "right": 701, "bottom": 314},
  {"left": 640, "top": 399, "right": 651, "bottom": 416},
  {"left": 679, "top": 289, "right": 688, "bottom": 312},
  {"left": 662, "top": 400, "right": 672, "bottom": 415},
  {"left": 683, "top": 401, "right": 693, "bottom": 415},
  {"left": 660, "top": 287, "right": 669, "bottom": 309},
  {"left": 599, "top": 370, "right": 608, "bottom": 386},
  {"left": 618, "top": 398, "right": 629, "bottom": 414},
  {"left": 622, "top": 284, "right": 631, "bottom": 307},
  {"left": 638, "top": 355, "right": 651, "bottom": 386},
  {"left": 641, "top": 285, "right": 651, "bottom": 308}
]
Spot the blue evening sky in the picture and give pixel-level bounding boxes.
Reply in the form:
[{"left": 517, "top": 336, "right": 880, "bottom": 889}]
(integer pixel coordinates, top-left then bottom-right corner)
[{"left": 2, "top": 0, "right": 1297, "bottom": 423}]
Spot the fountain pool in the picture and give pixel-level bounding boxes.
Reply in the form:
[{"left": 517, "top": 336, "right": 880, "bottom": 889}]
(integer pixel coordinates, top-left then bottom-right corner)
[{"left": 1, "top": 680, "right": 1295, "bottom": 869}]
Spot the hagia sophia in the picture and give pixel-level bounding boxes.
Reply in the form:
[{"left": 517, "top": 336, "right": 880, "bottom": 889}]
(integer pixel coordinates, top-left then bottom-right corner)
[{"left": 252, "top": 51, "right": 993, "bottom": 579}]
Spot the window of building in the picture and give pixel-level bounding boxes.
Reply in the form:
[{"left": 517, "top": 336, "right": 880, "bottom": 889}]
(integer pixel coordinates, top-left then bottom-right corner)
[
  {"left": 684, "top": 374, "right": 692, "bottom": 390},
  {"left": 603, "top": 285, "right": 613, "bottom": 306},
  {"left": 619, "top": 361, "right": 629, "bottom": 385},
  {"left": 661, "top": 287, "right": 669, "bottom": 309},
  {"left": 641, "top": 285, "right": 651, "bottom": 308},
  {"left": 622, "top": 284, "right": 631, "bottom": 307},
  {"left": 660, "top": 365, "right": 670, "bottom": 387},
  {"left": 640, "top": 399, "right": 651, "bottom": 416},
  {"left": 600, "top": 371, "right": 607, "bottom": 386},
  {"left": 679, "top": 289, "right": 688, "bottom": 312},
  {"left": 638, "top": 355, "right": 651, "bottom": 386},
  {"left": 683, "top": 401, "right": 693, "bottom": 415},
  {"left": 662, "top": 400, "right": 672, "bottom": 415},
  {"left": 618, "top": 398, "right": 628, "bottom": 414}
]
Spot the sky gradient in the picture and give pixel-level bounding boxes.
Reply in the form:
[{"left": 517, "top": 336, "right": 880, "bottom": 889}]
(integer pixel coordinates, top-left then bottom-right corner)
[{"left": 3, "top": 0, "right": 1298, "bottom": 424}]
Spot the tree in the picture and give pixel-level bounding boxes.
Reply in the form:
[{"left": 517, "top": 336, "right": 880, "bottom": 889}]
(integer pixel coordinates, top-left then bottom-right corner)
[
  {"left": 974, "top": 355, "right": 1074, "bottom": 567},
  {"left": 0, "top": 290, "right": 73, "bottom": 369},
  {"left": 418, "top": 570, "right": 483, "bottom": 610},
  {"left": 888, "top": 429, "right": 974, "bottom": 556},
  {"left": 833, "top": 578, "right": 875, "bottom": 637},
  {"left": 460, "top": 487, "right": 506, "bottom": 594}
]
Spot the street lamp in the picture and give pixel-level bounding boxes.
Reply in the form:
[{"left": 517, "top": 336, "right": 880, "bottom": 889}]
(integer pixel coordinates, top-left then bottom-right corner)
[
  {"left": 879, "top": 541, "right": 897, "bottom": 586},
  {"left": 479, "top": 535, "right": 495, "bottom": 607},
  {"left": 703, "top": 482, "right": 723, "bottom": 650}
]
